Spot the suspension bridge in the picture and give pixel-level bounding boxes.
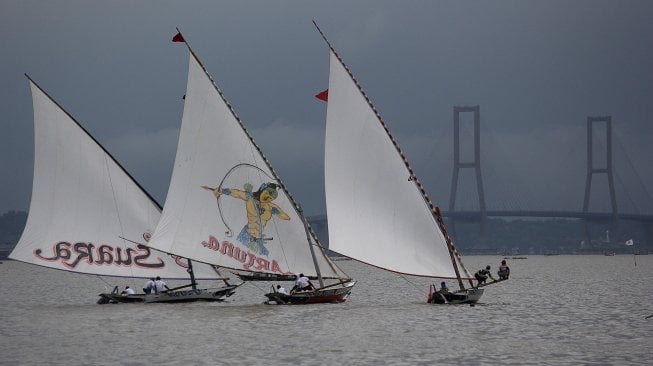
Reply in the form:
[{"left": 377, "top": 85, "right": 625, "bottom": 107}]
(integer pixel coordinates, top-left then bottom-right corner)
[{"left": 309, "top": 106, "right": 653, "bottom": 253}]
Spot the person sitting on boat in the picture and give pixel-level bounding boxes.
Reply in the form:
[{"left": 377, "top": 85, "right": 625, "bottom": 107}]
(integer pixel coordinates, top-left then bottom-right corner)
[
  {"left": 291, "top": 273, "right": 315, "bottom": 293},
  {"left": 120, "top": 285, "right": 135, "bottom": 296},
  {"left": 497, "top": 260, "right": 510, "bottom": 280},
  {"left": 474, "top": 265, "right": 495, "bottom": 287},
  {"left": 154, "top": 276, "right": 170, "bottom": 294},
  {"left": 428, "top": 282, "right": 448, "bottom": 304},
  {"left": 276, "top": 285, "right": 288, "bottom": 295},
  {"left": 439, "top": 282, "right": 449, "bottom": 293},
  {"left": 143, "top": 278, "right": 155, "bottom": 294}
]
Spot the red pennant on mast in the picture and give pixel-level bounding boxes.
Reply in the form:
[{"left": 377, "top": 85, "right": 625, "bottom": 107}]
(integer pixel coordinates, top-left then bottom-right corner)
[
  {"left": 172, "top": 32, "right": 185, "bottom": 43},
  {"left": 315, "top": 89, "right": 328, "bottom": 102}
]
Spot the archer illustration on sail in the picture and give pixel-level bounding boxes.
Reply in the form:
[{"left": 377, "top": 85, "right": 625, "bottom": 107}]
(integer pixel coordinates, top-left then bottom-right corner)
[
  {"left": 142, "top": 29, "right": 355, "bottom": 303},
  {"left": 202, "top": 177, "right": 290, "bottom": 256}
]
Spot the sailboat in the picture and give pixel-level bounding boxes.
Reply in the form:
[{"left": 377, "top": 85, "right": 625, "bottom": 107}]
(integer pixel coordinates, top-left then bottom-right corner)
[
  {"left": 143, "top": 31, "right": 355, "bottom": 305},
  {"left": 10, "top": 75, "right": 237, "bottom": 304},
  {"left": 315, "top": 22, "right": 497, "bottom": 304}
]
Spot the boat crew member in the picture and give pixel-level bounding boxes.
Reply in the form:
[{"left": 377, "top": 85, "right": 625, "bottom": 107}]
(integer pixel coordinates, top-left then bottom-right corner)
[
  {"left": 474, "top": 265, "right": 495, "bottom": 287},
  {"left": 143, "top": 278, "right": 155, "bottom": 294},
  {"left": 291, "top": 273, "right": 315, "bottom": 293},
  {"left": 276, "top": 285, "right": 288, "bottom": 295},
  {"left": 428, "top": 282, "right": 449, "bottom": 304},
  {"left": 121, "top": 286, "right": 135, "bottom": 295},
  {"left": 497, "top": 260, "right": 510, "bottom": 280},
  {"left": 439, "top": 281, "right": 449, "bottom": 293},
  {"left": 154, "top": 276, "right": 170, "bottom": 294}
]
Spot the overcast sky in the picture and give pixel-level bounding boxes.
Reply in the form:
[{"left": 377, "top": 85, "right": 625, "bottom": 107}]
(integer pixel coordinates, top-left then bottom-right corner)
[{"left": 1, "top": 0, "right": 652, "bottom": 217}]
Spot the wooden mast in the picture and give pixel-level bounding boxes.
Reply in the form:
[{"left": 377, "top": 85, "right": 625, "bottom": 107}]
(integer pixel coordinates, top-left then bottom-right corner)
[
  {"left": 187, "top": 259, "right": 197, "bottom": 290},
  {"left": 435, "top": 207, "right": 468, "bottom": 291},
  {"left": 298, "top": 205, "right": 324, "bottom": 288}
]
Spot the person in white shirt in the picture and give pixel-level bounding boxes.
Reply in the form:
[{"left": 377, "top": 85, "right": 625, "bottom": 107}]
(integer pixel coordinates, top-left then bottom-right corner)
[
  {"left": 291, "top": 273, "right": 315, "bottom": 294},
  {"left": 276, "top": 285, "right": 288, "bottom": 295},
  {"left": 154, "top": 276, "right": 170, "bottom": 294},
  {"left": 121, "top": 286, "right": 135, "bottom": 295},
  {"left": 143, "top": 278, "right": 155, "bottom": 294}
]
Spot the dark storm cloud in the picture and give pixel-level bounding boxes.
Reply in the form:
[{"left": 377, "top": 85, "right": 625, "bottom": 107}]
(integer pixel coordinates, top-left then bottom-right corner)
[{"left": 1, "top": 0, "right": 652, "bottom": 216}]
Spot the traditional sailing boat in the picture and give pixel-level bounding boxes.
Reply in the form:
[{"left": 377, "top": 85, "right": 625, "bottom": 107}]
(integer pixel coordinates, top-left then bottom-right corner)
[
  {"left": 11, "top": 76, "right": 237, "bottom": 304},
  {"left": 315, "top": 22, "right": 494, "bottom": 304},
  {"left": 142, "top": 31, "right": 355, "bottom": 305}
]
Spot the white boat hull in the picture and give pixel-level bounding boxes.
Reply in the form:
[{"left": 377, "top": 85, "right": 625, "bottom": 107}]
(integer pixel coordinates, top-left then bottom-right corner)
[
  {"left": 429, "top": 288, "right": 484, "bottom": 305},
  {"left": 143, "top": 286, "right": 238, "bottom": 303},
  {"left": 98, "top": 285, "right": 238, "bottom": 304}
]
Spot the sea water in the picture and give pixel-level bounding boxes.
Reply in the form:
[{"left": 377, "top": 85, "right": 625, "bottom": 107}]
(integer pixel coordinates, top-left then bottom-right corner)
[{"left": 0, "top": 255, "right": 651, "bottom": 365}]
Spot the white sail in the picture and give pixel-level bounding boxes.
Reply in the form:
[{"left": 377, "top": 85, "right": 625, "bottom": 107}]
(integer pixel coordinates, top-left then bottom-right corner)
[
  {"left": 10, "top": 78, "right": 222, "bottom": 280},
  {"left": 324, "top": 49, "right": 471, "bottom": 279},
  {"left": 146, "top": 52, "right": 347, "bottom": 280}
]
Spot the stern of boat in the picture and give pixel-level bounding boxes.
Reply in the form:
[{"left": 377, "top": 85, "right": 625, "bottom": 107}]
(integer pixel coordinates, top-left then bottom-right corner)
[{"left": 463, "top": 288, "right": 484, "bottom": 304}]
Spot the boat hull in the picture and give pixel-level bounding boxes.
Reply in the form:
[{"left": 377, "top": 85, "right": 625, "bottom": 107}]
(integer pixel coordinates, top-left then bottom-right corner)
[
  {"left": 264, "top": 281, "right": 356, "bottom": 305},
  {"left": 97, "top": 293, "right": 145, "bottom": 304},
  {"left": 97, "top": 285, "right": 238, "bottom": 304},
  {"left": 428, "top": 288, "right": 484, "bottom": 305}
]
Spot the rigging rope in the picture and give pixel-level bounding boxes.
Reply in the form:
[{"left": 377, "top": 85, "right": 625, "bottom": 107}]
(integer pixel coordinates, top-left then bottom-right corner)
[
  {"left": 95, "top": 275, "right": 114, "bottom": 292},
  {"left": 399, "top": 275, "right": 427, "bottom": 296},
  {"left": 241, "top": 279, "right": 266, "bottom": 293}
]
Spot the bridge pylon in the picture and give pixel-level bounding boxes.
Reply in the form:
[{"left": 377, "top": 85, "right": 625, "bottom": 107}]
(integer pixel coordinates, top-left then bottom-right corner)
[
  {"left": 583, "top": 116, "right": 618, "bottom": 219},
  {"left": 582, "top": 116, "right": 619, "bottom": 248},
  {"left": 449, "top": 106, "right": 487, "bottom": 239}
]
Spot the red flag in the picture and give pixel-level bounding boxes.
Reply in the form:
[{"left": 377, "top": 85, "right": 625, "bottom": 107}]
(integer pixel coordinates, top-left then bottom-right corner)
[
  {"left": 315, "top": 89, "right": 328, "bottom": 102},
  {"left": 172, "top": 32, "right": 185, "bottom": 43}
]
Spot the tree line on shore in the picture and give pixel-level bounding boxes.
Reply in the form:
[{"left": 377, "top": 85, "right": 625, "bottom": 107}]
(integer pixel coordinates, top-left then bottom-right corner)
[{"left": 1, "top": 210, "right": 648, "bottom": 256}]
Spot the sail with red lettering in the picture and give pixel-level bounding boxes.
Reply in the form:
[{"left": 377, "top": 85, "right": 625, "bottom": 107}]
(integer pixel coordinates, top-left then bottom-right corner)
[
  {"left": 9, "top": 76, "right": 222, "bottom": 280},
  {"left": 145, "top": 38, "right": 349, "bottom": 282}
]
